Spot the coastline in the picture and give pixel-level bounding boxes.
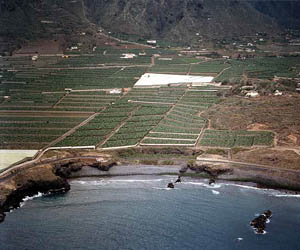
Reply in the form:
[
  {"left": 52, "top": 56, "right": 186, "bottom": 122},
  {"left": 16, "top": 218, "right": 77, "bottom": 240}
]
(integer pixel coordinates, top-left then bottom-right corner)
[{"left": 1, "top": 148, "right": 300, "bottom": 223}]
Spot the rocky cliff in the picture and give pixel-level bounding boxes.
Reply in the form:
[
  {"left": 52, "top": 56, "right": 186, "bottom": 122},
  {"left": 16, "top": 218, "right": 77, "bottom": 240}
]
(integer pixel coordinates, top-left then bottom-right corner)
[{"left": 0, "top": 152, "right": 116, "bottom": 223}]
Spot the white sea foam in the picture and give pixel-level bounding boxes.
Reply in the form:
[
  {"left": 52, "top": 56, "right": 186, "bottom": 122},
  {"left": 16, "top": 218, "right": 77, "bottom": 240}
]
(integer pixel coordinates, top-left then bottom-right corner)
[
  {"left": 22, "top": 192, "right": 43, "bottom": 202},
  {"left": 237, "top": 237, "right": 243, "bottom": 241},
  {"left": 152, "top": 187, "right": 178, "bottom": 191},
  {"left": 182, "top": 182, "right": 222, "bottom": 189},
  {"left": 222, "top": 183, "right": 300, "bottom": 198},
  {"left": 71, "top": 180, "right": 107, "bottom": 186},
  {"left": 108, "top": 179, "right": 165, "bottom": 183},
  {"left": 254, "top": 230, "right": 267, "bottom": 235},
  {"left": 273, "top": 194, "right": 300, "bottom": 198},
  {"left": 223, "top": 183, "right": 266, "bottom": 191},
  {"left": 19, "top": 192, "right": 44, "bottom": 207},
  {"left": 212, "top": 190, "right": 220, "bottom": 195}
]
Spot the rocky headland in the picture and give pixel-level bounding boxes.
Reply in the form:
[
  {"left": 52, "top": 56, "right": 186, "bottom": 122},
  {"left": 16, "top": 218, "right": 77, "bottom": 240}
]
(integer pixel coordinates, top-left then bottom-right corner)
[{"left": 0, "top": 150, "right": 116, "bottom": 223}]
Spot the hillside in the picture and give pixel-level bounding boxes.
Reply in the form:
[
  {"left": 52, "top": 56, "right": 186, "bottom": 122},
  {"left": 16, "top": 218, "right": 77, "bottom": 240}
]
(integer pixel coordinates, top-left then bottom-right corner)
[
  {"left": 1, "top": 0, "right": 300, "bottom": 53},
  {"left": 85, "top": 0, "right": 278, "bottom": 42},
  {"left": 0, "top": 0, "right": 91, "bottom": 54}
]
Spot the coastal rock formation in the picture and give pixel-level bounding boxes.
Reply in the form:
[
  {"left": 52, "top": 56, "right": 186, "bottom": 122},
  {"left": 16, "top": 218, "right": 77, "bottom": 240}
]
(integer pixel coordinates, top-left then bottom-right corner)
[
  {"left": 53, "top": 157, "right": 115, "bottom": 178},
  {"left": 0, "top": 152, "right": 117, "bottom": 223},
  {"left": 167, "top": 183, "right": 175, "bottom": 189},
  {"left": 187, "top": 162, "right": 233, "bottom": 177},
  {"left": 175, "top": 176, "right": 181, "bottom": 183},
  {"left": 0, "top": 164, "right": 70, "bottom": 219},
  {"left": 0, "top": 212, "right": 5, "bottom": 223},
  {"left": 209, "top": 178, "right": 216, "bottom": 185},
  {"left": 250, "top": 210, "right": 272, "bottom": 234}
]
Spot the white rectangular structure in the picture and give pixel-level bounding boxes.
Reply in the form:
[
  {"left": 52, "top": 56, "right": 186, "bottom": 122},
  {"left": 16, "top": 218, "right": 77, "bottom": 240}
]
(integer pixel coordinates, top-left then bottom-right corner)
[
  {"left": 0, "top": 150, "right": 38, "bottom": 170},
  {"left": 134, "top": 73, "right": 214, "bottom": 87}
]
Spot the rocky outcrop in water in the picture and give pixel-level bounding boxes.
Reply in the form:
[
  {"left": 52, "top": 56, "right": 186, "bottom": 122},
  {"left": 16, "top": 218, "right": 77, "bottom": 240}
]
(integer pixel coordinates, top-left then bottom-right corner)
[
  {"left": 250, "top": 210, "right": 272, "bottom": 234},
  {"left": 175, "top": 176, "right": 181, "bottom": 183},
  {"left": 209, "top": 178, "right": 216, "bottom": 185},
  {"left": 167, "top": 182, "right": 175, "bottom": 189}
]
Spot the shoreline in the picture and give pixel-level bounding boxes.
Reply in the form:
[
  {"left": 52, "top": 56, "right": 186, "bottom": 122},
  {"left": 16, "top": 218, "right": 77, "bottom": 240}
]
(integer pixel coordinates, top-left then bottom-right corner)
[{"left": 1, "top": 148, "right": 300, "bottom": 223}]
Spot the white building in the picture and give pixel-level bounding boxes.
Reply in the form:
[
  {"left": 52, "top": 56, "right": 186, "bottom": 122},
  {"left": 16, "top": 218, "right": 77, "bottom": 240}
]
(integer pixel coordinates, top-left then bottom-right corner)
[
  {"left": 134, "top": 73, "right": 214, "bottom": 87},
  {"left": 147, "top": 40, "right": 157, "bottom": 45},
  {"left": 274, "top": 90, "right": 283, "bottom": 96},
  {"left": 245, "top": 91, "right": 259, "bottom": 98},
  {"left": 120, "top": 53, "right": 137, "bottom": 59}
]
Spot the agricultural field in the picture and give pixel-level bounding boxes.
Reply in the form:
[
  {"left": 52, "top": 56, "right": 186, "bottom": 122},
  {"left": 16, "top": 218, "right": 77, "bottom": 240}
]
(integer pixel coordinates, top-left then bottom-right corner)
[
  {"left": 55, "top": 54, "right": 151, "bottom": 67},
  {"left": 190, "top": 60, "right": 230, "bottom": 74},
  {"left": 199, "top": 129, "right": 274, "bottom": 148},
  {"left": 215, "top": 57, "right": 300, "bottom": 82},
  {"left": 140, "top": 87, "right": 220, "bottom": 146},
  {"left": 1, "top": 44, "right": 296, "bottom": 150},
  {"left": 0, "top": 114, "right": 88, "bottom": 149},
  {"left": 148, "top": 64, "right": 190, "bottom": 74}
]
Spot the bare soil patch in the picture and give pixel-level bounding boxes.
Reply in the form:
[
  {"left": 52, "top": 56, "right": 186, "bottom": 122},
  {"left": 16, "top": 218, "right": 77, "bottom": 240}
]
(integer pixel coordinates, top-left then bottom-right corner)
[
  {"left": 14, "top": 39, "right": 63, "bottom": 56},
  {"left": 232, "top": 148, "right": 300, "bottom": 170},
  {"left": 202, "top": 94, "right": 300, "bottom": 146}
]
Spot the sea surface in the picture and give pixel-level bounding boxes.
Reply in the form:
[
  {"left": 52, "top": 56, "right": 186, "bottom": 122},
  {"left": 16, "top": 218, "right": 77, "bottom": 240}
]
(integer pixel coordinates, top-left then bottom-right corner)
[{"left": 1, "top": 175, "right": 300, "bottom": 250}]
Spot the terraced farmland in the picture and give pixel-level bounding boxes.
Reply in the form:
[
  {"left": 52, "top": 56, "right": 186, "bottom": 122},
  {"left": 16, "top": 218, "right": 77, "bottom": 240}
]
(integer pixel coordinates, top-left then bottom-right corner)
[
  {"left": 0, "top": 114, "right": 88, "bottom": 149},
  {"left": 140, "top": 87, "right": 219, "bottom": 146},
  {"left": 215, "top": 57, "right": 300, "bottom": 82},
  {"left": 1, "top": 46, "right": 289, "bottom": 151},
  {"left": 199, "top": 129, "right": 274, "bottom": 148}
]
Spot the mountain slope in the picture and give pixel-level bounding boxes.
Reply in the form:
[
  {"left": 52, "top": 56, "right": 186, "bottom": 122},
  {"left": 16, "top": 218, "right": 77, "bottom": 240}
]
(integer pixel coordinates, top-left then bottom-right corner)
[
  {"left": 250, "top": 0, "right": 300, "bottom": 28},
  {"left": 0, "top": 0, "right": 90, "bottom": 54},
  {"left": 84, "top": 0, "right": 279, "bottom": 42},
  {"left": 1, "top": 0, "right": 300, "bottom": 53}
]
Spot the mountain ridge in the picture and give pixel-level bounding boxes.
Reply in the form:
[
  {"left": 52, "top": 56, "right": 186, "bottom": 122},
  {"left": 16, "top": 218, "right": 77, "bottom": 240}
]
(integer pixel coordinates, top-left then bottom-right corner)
[{"left": 0, "top": 0, "right": 300, "bottom": 53}]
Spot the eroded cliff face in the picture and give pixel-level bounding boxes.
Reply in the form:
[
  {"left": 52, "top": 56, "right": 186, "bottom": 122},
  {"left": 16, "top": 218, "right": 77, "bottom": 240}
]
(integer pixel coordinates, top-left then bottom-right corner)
[
  {"left": 0, "top": 152, "right": 116, "bottom": 223},
  {"left": 0, "top": 164, "right": 69, "bottom": 222}
]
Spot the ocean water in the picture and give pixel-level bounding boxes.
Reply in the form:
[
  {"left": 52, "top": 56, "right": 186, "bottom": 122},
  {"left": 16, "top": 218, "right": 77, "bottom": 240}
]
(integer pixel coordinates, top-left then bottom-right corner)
[{"left": 1, "top": 175, "right": 300, "bottom": 250}]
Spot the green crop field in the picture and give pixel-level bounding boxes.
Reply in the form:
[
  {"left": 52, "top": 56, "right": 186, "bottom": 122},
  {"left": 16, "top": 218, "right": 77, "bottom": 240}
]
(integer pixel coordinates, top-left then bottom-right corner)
[
  {"left": 199, "top": 129, "right": 274, "bottom": 148},
  {"left": 215, "top": 57, "right": 300, "bottom": 82},
  {"left": 1, "top": 44, "right": 295, "bottom": 150},
  {"left": 190, "top": 60, "right": 230, "bottom": 74}
]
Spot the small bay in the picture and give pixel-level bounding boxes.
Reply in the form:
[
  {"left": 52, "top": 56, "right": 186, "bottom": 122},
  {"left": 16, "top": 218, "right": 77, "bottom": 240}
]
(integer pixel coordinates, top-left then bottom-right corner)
[{"left": 1, "top": 175, "right": 300, "bottom": 250}]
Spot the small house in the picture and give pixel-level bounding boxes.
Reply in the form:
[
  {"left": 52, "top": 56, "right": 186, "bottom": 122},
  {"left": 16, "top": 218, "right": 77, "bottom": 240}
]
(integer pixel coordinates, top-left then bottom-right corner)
[
  {"left": 245, "top": 91, "right": 259, "bottom": 98},
  {"left": 109, "top": 89, "right": 122, "bottom": 94},
  {"left": 147, "top": 40, "right": 157, "bottom": 45},
  {"left": 120, "top": 53, "right": 137, "bottom": 59},
  {"left": 274, "top": 90, "right": 283, "bottom": 96}
]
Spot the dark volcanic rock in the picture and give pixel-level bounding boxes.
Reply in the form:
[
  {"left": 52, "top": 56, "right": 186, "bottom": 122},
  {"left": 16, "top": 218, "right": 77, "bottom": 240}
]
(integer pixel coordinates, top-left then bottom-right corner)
[
  {"left": 209, "top": 178, "right": 216, "bottom": 185},
  {"left": 250, "top": 210, "right": 272, "bottom": 234},
  {"left": 0, "top": 153, "right": 117, "bottom": 223},
  {"left": 167, "top": 182, "right": 175, "bottom": 189},
  {"left": 264, "top": 210, "right": 272, "bottom": 218},
  {"left": 0, "top": 212, "right": 5, "bottom": 223},
  {"left": 175, "top": 176, "right": 181, "bottom": 183},
  {"left": 2, "top": 178, "right": 70, "bottom": 212},
  {"left": 0, "top": 164, "right": 70, "bottom": 223}
]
